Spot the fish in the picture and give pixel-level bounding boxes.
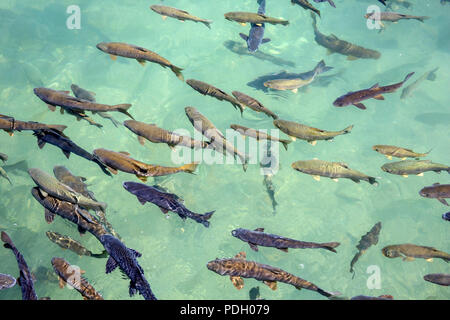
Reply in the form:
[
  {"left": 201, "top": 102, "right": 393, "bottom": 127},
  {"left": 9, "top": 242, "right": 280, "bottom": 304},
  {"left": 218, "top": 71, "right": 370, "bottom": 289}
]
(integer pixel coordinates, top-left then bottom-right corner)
[
  {"left": 273, "top": 119, "right": 353, "bottom": 145},
  {"left": 0, "top": 273, "right": 16, "bottom": 290},
  {"left": 313, "top": 0, "right": 336, "bottom": 8},
  {"left": 247, "top": 62, "right": 334, "bottom": 92},
  {"left": 351, "top": 295, "right": 394, "bottom": 300},
  {"left": 53, "top": 166, "right": 120, "bottom": 239},
  {"left": 93, "top": 148, "right": 198, "bottom": 182},
  {"left": 0, "top": 152, "right": 8, "bottom": 163},
  {"left": 419, "top": 183, "right": 450, "bottom": 206},
  {"left": 260, "top": 141, "right": 278, "bottom": 213},
  {"left": 372, "top": 145, "right": 431, "bottom": 160},
  {"left": 400, "top": 68, "right": 439, "bottom": 99},
  {"left": 292, "top": 159, "right": 378, "bottom": 185},
  {"left": 364, "top": 11, "right": 430, "bottom": 27},
  {"left": 423, "top": 274, "right": 450, "bottom": 286},
  {"left": 381, "top": 160, "right": 450, "bottom": 177},
  {"left": 231, "top": 91, "right": 278, "bottom": 119},
  {"left": 333, "top": 72, "right": 415, "bottom": 110},
  {"left": 96, "top": 42, "right": 184, "bottom": 81},
  {"left": 51, "top": 257, "right": 104, "bottom": 300},
  {"left": 443, "top": 212, "right": 450, "bottom": 221},
  {"left": 124, "top": 120, "right": 209, "bottom": 150},
  {"left": 223, "top": 40, "right": 296, "bottom": 68},
  {"left": 231, "top": 228, "right": 340, "bottom": 253},
  {"left": 71, "top": 84, "right": 122, "bottom": 127},
  {"left": 0, "top": 167, "right": 12, "bottom": 184},
  {"left": 185, "top": 107, "right": 249, "bottom": 171},
  {"left": 123, "top": 181, "right": 215, "bottom": 227},
  {"left": 34, "top": 87, "right": 134, "bottom": 120},
  {"left": 150, "top": 5, "right": 212, "bottom": 29},
  {"left": 100, "top": 234, "right": 157, "bottom": 300},
  {"left": 224, "top": 12, "right": 289, "bottom": 26},
  {"left": 1, "top": 231, "right": 38, "bottom": 300},
  {"left": 186, "top": 79, "right": 244, "bottom": 115},
  {"left": 349, "top": 222, "right": 382, "bottom": 278},
  {"left": 230, "top": 124, "right": 291, "bottom": 150},
  {"left": 263, "top": 60, "right": 332, "bottom": 93},
  {"left": 239, "top": 0, "right": 270, "bottom": 53},
  {"left": 291, "top": 0, "right": 321, "bottom": 17},
  {"left": 46, "top": 231, "right": 108, "bottom": 258},
  {"left": 32, "top": 129, "right": 111, "bottom": 177},
  {"left": 207, "top": 251, "right": 338, "bottom": 298},
  {"left": 28, "top": 168, "right": 107, "bottom": 213},
  {"left": 311, "top": 13, "right": 381, "bottom": 60},
  {"left": 382, "top": 244, "right": 450, "bottom": 262},
  {"left": 0, "top": 114, "right": 67, "bottom": 136},
  {"left": 31, "top": 187, "right": 108, "bottom": 241}
]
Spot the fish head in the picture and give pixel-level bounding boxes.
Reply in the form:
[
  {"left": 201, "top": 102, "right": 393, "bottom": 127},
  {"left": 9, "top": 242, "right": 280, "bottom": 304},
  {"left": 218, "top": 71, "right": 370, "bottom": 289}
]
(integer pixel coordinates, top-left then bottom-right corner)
[
  {"left": 33, "top": 87, "right": 53, "bottom": 101},
  {"left": 184, "top": 106, "right": 196, "bottom": 117},
  {"left": 206, "top": 259, "right": 233, "bottom": 276},
  {"left": 332, "top": 97, "right": 348, "bottom": 107},
  {"left": 272, "top": 119, "right": 282, "bottom": 130},
  {"left": 381, "top": 247, "right": 401, "bottom": 258},
  {"left": 418, "top": 187, "right": 432, "bottom": 198},
  {"left": 231, "top": 228, "right": 246, "bottom": 240},
  {"left": 380, "top": 164, "right": 393, "bottom": 173},
  {"left": 96, "top": 42, "right": 109, "bottom": 53},
  {"left": 53, "top": 166, "right": 70, "bottom": 180}
]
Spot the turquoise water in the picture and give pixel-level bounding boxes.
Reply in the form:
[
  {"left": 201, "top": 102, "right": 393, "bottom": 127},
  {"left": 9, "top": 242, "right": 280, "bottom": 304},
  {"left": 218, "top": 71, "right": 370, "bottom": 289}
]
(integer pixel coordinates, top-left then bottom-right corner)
[{"left": 0, "top": 0, "right": 449, "bottom": 300}]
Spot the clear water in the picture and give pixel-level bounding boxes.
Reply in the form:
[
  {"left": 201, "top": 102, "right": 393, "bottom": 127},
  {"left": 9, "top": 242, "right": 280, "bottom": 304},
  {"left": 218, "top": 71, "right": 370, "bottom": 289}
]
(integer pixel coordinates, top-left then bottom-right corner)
[{"left": 0, "top": 0, "right": 449, "bottom": 300}]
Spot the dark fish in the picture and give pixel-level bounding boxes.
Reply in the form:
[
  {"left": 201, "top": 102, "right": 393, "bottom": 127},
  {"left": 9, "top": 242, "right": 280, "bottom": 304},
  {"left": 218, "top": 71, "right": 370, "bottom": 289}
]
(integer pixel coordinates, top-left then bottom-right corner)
[
  {"left": 0, "top": 167, "right": 12, "bottom": 185},
  {"left": 333, "top": 72, "right": 415, "bottom": 110},
  {"left": 292, "top": 0, "right": 321, "bottom": 17},
  {"left": 311, "top": 13, "right": 381, "bottom": 60},
  {"left": 100, "top": 234, "right": 157, "bottom": 300},
  {"left": 123, "top": 181, "right": 215, "bottom": 227},
  {"left": 31, "top": 187, "right": 109, "bottom": 241},
  {"left": 186, "top": 79, "right": 244, "bottom": 115},
  {"left": 378, "top": 0, "right": 387, "bottom": 5},
  {"left": 207, "top": 251, "right": 339, "bottom": 298},
  {"left": 381, "top": 160, "right": 450, "bottom": 177},
  {"left": 423, "top": 274, "right": 450, "bottom": 286},
  {"left": 32, "top": 129, "right": 112, "bottom": 177},
  {"left": 1, "top": 231, "right": 38, "bottom": 300},
  {"left": 96, "top": 42, "right": 184, "bottom": 81},
  {"left": 0, "top": 114, "right": 67, "bottom": 136},
  {"left": 419, "top": 183, "right": 450, "bottom": 206},
  {"left": 443, "top": 212, "right": 450, "bottom": 221},
  {"left": 382, "top": 244, "right": 450, "bottom": 262},
  {"left": 71, "top": 84, "right": 121, "bottom": 127},
  {"left": 0, "top": 273, "right": 16, "bottom": 290},
  {"left": 231, "top": 228, "right": 340, "bottom": 253},
  {"left": 51, "top": 257, "right": 104, "bottom": 300},
  {"left": 46, "top": 231, "right": 108, "bottom": 258},
  {"left": 231, "top": 91, "right": 278, "bottom": 119},
  {"left": 349, "top": 222, "right": 382, "bottom": 278},
  {"left": 239, "top": 0, "right": 270, "bottom": 53}
]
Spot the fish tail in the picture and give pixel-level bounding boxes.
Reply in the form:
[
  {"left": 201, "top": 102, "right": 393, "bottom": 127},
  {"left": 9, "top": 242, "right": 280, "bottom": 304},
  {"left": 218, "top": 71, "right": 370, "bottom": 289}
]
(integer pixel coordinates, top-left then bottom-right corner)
[
  {"left": 281, "top": 20, "right": 289, "bottom": 26},
  {"left": 280, "top": 139, "right": 292, "bottom": 151},
  {"left": 170, "top": 65, "right": 184, "bottom": 81},
  {"left": 342, "top": 125, "right": 354, "bottom": 134},
  {"left": 91, "top": 250, "right": 109, "bottom": 259},
  {"left": 313, "top": 60, "right": 333, "bottom": 75},
  {"left": 317, "top": 287, "right": 341, "bottom": 298},
  {"left": 321, "top": 242, "right": 341, "bottom": 253},
  {"left": 50, "top": 125, "right": 67, "bottom": 133},
  {"left": 368, "top": 177, "right": 378, "bottom": 186},
  {"left": 1, "top": 231, "right": 14, "bottom": 249},
  {"left": 403, "top": 72, "right": 415, "bottom": 84},
  {"left": 201, "top": 20, "right": 213, "bottom": 29},
  {"left": 416, "top": 16, "right": 430, "bottom": 22},
  {"left": 93, "top": 157, "right": 113, "bottom": 177},
  {"left": 180, "top": 162, "right": 199, "bottom": 174},
  {"left": 115, "top": 104, "right": 134, "bottom": 120},
  {"left": 199, "top": 211, "right": 215, "bottom": 228}
]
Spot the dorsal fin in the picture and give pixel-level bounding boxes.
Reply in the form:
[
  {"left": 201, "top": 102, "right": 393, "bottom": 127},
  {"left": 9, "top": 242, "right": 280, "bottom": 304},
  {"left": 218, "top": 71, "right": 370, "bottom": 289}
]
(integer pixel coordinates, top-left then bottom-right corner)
[{"left": 254, "top": 228, "right": 264, "bottom": 232}]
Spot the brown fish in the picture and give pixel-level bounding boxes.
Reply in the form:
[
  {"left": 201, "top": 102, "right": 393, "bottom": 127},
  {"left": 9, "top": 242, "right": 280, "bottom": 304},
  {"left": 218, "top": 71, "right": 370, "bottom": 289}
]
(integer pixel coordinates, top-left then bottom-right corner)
[
  {"left": 207, "top": 252, "right": 339, "bottom": 297},
  {"left": 92, "top": 148, "right": 198, "bottom": 182},
  {"left": 186, "top": 79, "right": 244, "bottom": 115},
  {"left": 0, "top": 114, "right": 66, "bottom": 136},
  {"left": 231, "top": 91, "right": 278, "bottom": 119},
  {"left": 224, "top": 12, "right": 289, "bottom": 26},
  {"left": 0, "top": 152, "right": 8, "bottom": 163},
  {"left": 365, "top": 11, "right": 429, "bottom": 27},
  {"left": 372, "top": 145, "right": 430, "bottom": 160},
  {"left": 423, "top": 274, "right": 450, "bottom": 286},
  {"left": 124, "top": 120, "right": 209, "bottom": 150},
  {"left": 291, "top": 0, "right": 321, "bottom": 17},
  {"left": 46, "top": 231, "right": 107, "bottom": 258},
  {"left": 96, "top": 42, "right": 184, "bottom": 81},
  {"left": 230, "top": 124, "right": 291, "bottom": 151},
  {"left": 419, "top": 183, "right": 450, "bottom": 206},
  {"left": 349, "top": 222, "right": 382, "bottom": 278},
  {"left": 51, "top": 257, "right": 104, "bottom": 300},
  {"left": 150, "top": 5, "right": 212, "bottom": 29},
  {"left": 382, "top": 244, "right": 450, "bottom": 262},
  {"left": 311, "top": 13, "right": 381, "bottom": 60},
  {"left": 333, "top": 72, "right": 414, "bottom": 110}
]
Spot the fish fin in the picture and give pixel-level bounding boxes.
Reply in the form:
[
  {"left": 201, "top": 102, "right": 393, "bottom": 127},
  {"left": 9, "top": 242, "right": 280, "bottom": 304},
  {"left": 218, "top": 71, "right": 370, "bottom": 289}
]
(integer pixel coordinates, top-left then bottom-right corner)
[
  {"left": 161, "top": 15, "right": 167, "bottom": 20},
  {"left": 170, "top": 65, "right": 184, "bottom": 81},
  {"left": 432, "top": 182, "right": 440, "bottom": 186},
  {"left": 291, "top": 88, "right": 298, "bottom": 93},
  {"left": 239, "top": 33, "right": 249, "bottom": 41},
  {"left": 402, "top": 174, "right": 408, "bottom": 178},
  {"left": 308, "top": 141, "right": 317, "bottom": 146},
  {"left": 230, "top": 276, "right": 244, "bottom": 290},
  {"left": 136, "top": 59, "right": 146, "bottom": 66},
  {"left": 44, "top": 209, "right": 55, "bottom": 224},
  {"left": 277, "top": 248, "right": 289, "bottom": 253},
  {"left": 386, "top": 155, "right": 392, "bottom": 160},
  {"left": 350, "top": 178, "right": 361, "bottom": 184},
  {"left": 416, "top": 173, "right": 424, "bottom": 176},
  {"left": 180, "top": 162, "right": 199, "bottom": 174},
  {"left": 332, "top": 178, "right": 339, "bottom": 182},
  {"left": 60, "top": 108, "right": 65, "bottom": 114},
  {"left": 312, "top": 175, "right": 321, "bottom": 181},
  {"left": 77, "top": 225, "right": 87, "bottom": 236},
  {"left": 159, "top": 207, "right": 169, "bottom": 214},
  {"left": 137, "top": 175, "right": 147, "bottom": 182},
  {"left": 262, "top": 38, "right": 271, "bottom": 44},
  {"left": 249, "top": 243, "right": 258, "bottom": 252},
  {"left": 239, "top": 23, "right": 247, "bottom": 26},
  {"left": 353, "top": 103, "right": 366, "bottom": 110},
  {"left": 346, "top": 56, "right": 359, "bottom": 61},
  {"left": 254, "top": 228, "right": 264, "bottom": 232},
  {"left": 58, "top": 277, "right": 66, "bottom": 289},
  {"left": 137, "top": 196, "right": 147, "bottom": 205},
  {"left": 401, "top": 157, "right": 407, "bottom": 160},
  {"left": 128, "top": 248, "right": 142, "bottom": 258},
  {"left": 235, "top": 251, "right": 246, "bottom": 260},
  {"left": 138, "top": 136, "right": 145, "bottom": 146},
  {"left": 47, "top": 104, "right": 56, "bottom": 112},
  {"left": 437, "top": 198, "right": 449, "bottom": 206},
  {"left": 40, "top": 189, "right": 48, "bottom": 197},
  {"left": 62, "top": 150, "right": 71, "bottom": 159},
  {"left": 403, "top": 257, "right": 415, "bottom": 262},
  {"left": 105, "top": 256, "right": 118, "bottom": 274},
  {"left": 263, "top": 280, "right": 277, "bottom": 291},
  {"left": 425, "top": 258, "right": 433, "bottom": 262},
  {"left": 109, "top": 54, "right": 117, "bottom": 61},
  {"left": 37, "top": 138, "right": 46, "bottom": 149},
  {"left": 369, "top": 83, "right": 380, "bottom": 90},
  {"left": 289, "top": 136, "right": 297, "bottom": 141},
  {"left": 107, "top": 166, "right": 118, "bottom": 175},
  {"left": 373, "top": 95, "right": 385, "bottom": 100},
  {"left": 119, "top": 151, "right": 130, "bottom": 156}
]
